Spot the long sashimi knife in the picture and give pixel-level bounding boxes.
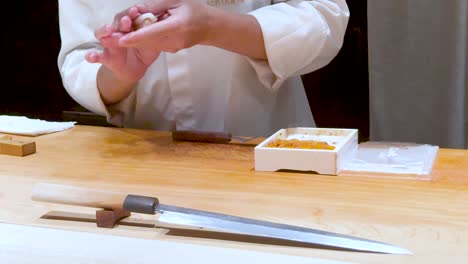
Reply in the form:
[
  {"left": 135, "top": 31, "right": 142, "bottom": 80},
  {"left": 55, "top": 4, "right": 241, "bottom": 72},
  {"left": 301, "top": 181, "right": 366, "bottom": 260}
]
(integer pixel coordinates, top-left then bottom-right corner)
[{"left": 31, "top": 183, "right": 412, "bottom": 255}]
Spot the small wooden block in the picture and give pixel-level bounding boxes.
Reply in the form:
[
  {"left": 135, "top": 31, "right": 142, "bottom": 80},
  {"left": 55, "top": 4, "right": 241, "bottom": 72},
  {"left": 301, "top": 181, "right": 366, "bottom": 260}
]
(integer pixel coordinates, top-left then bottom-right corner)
[
  {"left": 96, "top": 208, "right": 131, "bottom": 228},
  {"left": 0, "top": 138, "right": 36, "bottom": 157}
]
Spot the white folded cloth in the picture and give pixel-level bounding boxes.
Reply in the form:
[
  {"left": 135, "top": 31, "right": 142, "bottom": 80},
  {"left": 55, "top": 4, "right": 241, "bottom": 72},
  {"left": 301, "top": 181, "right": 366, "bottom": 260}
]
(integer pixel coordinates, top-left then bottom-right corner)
[{"left": 0, "top": 115, "right": 76, "bottom": 136}]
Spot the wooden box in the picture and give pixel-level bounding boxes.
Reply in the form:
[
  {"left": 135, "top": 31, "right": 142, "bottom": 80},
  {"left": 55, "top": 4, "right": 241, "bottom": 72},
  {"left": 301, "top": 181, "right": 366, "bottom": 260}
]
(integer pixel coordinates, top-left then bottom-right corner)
[{"left": 254, "top": 128, "right": 358, "bottom": 175}]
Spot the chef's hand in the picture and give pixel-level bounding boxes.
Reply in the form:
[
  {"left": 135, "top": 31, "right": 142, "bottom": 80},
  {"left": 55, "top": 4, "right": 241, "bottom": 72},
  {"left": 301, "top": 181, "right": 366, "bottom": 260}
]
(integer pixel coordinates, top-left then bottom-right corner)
[
  {"left": 118, "top": 0, "right": 211, "bottom": 53},
  {"left": 85, "top": 7, "right": 161, "bottom": 84},
  {"left": 120, "top": 0, "right": 266, "bottom": 59},
  {"left": 85, "top": 7, "right": 162, "bottom": 104}
]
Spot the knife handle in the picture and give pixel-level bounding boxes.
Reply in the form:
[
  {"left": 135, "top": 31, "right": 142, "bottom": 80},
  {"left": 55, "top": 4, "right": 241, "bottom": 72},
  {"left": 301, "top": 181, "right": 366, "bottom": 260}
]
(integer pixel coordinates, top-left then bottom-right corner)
[
  {"left": 31, "top": 183, "right": 159, "bottom": 214},
  {"left": 32, "top": 183, "right": 128, "bottom": 210},
  {"left": 172, "top": 130, "right": 232, "bottom": 144}
]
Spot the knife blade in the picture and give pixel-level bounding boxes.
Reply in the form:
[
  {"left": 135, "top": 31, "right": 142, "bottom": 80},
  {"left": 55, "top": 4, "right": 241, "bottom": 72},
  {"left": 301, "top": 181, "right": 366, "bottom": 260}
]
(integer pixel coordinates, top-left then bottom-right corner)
[{"left": 31, "top": 183, "right": 412, "bottom": 255}]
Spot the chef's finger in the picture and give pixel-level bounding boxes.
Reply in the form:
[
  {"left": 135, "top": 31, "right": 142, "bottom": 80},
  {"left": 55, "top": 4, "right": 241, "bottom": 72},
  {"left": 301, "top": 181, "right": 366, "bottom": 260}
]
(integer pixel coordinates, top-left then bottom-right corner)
[
  {"left": 95, "top": 24, "right": 115, "bottom": 40},
  {"left": 135, "top": 0, "right": 176, "bottom": 17},
  {"left": 119, "top": 16, "right": 133, "bottom": 33},
  {"left": 85, "top": 51, "right": 102, "bottom": 63},
  {"left": 113, "top": 6, "right": 141, "bottom": 31},
  {"left": 119, "top": 19, "right": 177, "bottom": 47}
]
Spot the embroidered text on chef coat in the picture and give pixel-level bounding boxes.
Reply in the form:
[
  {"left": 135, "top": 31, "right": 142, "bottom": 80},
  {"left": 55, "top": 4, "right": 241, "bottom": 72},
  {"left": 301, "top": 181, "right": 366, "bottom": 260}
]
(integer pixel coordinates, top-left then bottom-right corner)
[{"left": 207, "top": 0, "right": 245, "bottom": 6}]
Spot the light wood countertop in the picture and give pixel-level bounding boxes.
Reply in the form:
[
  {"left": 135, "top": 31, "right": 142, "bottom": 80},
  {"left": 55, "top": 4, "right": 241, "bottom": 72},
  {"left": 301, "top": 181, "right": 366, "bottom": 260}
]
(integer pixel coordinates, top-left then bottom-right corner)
[{"left": 1, "top": 125, "right": 467, "bottom": 263}]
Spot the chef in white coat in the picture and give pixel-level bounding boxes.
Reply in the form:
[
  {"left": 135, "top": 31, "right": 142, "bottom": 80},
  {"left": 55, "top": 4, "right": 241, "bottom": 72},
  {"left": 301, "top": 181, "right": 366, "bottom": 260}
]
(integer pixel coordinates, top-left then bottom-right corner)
[{"left": 57, "top": 0, "right": 349, "bottom": 137}]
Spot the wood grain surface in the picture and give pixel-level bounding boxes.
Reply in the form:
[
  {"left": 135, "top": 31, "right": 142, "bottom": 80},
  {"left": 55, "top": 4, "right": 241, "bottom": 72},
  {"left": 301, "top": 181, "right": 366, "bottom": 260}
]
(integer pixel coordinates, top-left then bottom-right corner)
[{"left": 0, "top": 125, "right": 467, "bottom": 263}]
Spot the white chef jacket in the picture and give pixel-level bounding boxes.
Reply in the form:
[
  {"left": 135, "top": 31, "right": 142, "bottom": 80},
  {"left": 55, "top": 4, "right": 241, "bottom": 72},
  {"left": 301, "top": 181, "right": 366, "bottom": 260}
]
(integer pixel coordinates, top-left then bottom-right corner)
[{"left": 57, "top": 0, "right": 349, "bottom": 137}]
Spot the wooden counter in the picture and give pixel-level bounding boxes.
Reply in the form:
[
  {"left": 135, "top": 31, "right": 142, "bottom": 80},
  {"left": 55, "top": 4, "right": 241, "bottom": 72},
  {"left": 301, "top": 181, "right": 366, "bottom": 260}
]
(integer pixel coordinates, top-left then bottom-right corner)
[{"left": 0, "top": 125, "right": 467, "bottom": 263}]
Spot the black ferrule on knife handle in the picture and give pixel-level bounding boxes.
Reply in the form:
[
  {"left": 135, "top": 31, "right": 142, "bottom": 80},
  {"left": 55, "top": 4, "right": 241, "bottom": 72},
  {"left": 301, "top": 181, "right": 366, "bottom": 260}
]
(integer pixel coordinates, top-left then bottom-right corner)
[{"left": 123, "top": 195, "right": 159, "bottom": 215}]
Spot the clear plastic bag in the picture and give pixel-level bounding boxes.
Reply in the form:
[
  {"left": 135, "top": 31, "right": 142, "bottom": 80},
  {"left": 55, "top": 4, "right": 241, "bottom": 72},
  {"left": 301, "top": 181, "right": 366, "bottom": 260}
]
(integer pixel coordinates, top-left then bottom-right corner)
[{"left": 343, "top": 142, "right": 439, "bottom": 176}]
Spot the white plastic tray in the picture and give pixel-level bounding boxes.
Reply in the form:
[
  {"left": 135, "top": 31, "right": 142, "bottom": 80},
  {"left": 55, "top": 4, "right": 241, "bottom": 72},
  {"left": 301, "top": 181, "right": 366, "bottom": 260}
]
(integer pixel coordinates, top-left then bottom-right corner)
[
  {"left": 254, "top": 128, "right": 358, "bottom": 175},
  {"left": 342, "top": 141, "right": 439, "bottom": 176}
]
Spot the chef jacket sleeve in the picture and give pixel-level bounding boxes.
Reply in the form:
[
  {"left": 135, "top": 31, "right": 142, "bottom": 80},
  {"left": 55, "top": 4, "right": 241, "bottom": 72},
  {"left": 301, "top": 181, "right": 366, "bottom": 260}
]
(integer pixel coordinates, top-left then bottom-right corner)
[
  {"left": 57, "top": 0, "right": 134, "bottom": 127},
  {"left": 247, "top": 0, "right": 350, "bottom": 91}
]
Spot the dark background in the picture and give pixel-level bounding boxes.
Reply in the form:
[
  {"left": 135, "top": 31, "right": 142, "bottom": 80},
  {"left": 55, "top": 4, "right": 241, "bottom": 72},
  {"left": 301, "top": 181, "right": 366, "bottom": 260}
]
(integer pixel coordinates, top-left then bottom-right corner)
[{"left": 6, "top": 1, "right": 369, "bottom": 141}]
